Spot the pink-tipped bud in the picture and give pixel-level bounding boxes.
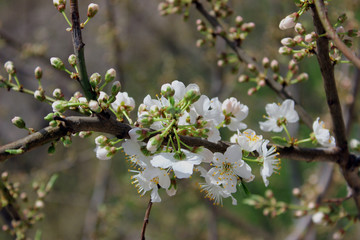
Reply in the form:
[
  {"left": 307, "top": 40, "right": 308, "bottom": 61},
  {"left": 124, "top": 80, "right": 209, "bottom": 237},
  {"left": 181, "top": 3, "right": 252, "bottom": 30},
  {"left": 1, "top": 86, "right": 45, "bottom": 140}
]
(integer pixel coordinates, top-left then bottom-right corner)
[
  {"left": 279, "top": 46, "right": 293, "bottom": 55},
  {"left": 270, "top": 60, "right": 279, "bottom": 72},
  {"left": 34, "top": 66, "right": 42, "bottom": 80},
  {"left": 87, "top": 3, "right": 99, "bottom": 18},
  {"left": 247, "top": 63, "right": 257, "bottom": 72},
  {"left": 53, "top": 0, "right": 66, "bottom": 12},
  {"left": 262, "top": 57, "right": 270, "bottom": 68},
  {"left": 294, "top": 23, "right": 305, "bottom": 35},
  {"left": 279, "top": 13, "right": 298, "bottom": 30},
  {"left": 281, "top": 37, "right": 295, "bottom": 47},
  {"left": 238, "top": 74, "right": 249, "bottom": 83},
  {"left": 247, "top": 87, "right": 257, "bottom": 96}
]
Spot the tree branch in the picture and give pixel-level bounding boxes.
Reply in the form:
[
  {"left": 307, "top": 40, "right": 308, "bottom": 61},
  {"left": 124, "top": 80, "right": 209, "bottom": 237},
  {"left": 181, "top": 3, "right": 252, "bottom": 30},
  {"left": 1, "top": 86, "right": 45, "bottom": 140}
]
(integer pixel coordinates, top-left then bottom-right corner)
[
  {"left": 192, "top": 0, "right": 313, "bottom": 128},
  {"left": 70, "top": 0, "right": 97, "bottom": 100},
  {"left": 0, "top": 116, "right": 351, "bottom": 164},
  {"left": 314, "top": 0, "right": 360, "bottom": 70},
  {"left": 311, "top": 2, "right": 360, "bottom": 218}
]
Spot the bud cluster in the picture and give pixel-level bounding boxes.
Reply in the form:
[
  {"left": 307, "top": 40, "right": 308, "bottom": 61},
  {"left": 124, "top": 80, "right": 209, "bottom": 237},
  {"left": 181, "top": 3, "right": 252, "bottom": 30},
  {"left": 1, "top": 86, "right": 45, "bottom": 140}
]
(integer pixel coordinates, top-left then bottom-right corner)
[{"left": 0, "top": 172, "right": 58, "bottom": 238}]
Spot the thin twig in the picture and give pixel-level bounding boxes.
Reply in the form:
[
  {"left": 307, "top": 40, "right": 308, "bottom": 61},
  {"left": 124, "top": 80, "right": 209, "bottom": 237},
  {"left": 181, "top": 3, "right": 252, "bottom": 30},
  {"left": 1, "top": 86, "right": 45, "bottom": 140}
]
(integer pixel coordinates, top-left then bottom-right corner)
[
  {"left": 314, "top": 0, "right": 360, "bottom": 70},
  {"left": 141, "top": 198, "right": 153, "bottom": 240},
  {"left": 69, "top": 0, "right": 97, "bottom": 100}
]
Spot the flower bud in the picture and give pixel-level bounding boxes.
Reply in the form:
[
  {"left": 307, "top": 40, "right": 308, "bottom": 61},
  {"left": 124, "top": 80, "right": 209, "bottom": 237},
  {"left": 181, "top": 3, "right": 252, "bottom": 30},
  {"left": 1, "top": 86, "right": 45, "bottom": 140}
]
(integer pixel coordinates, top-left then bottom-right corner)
[
  {"left": 12, "top": 116, "right": 26, "bottom": 129},
  {"left": 279, "top": 46, "right": 293, "bottom": 55},
  {"left": 89, "top": 100, "right": 102, "bottom": 113},
  {"left": 4, "top": 61, "right": 16, "bottom": 75},
  {"left": 105, "top": 68, "right": 116, "bottom": 82},
  {"left": 196, "top": 39, "right": 205, "bottom": 47},
  {"left": 235, "top": 16, "right": 243, "bottom": 25},
  {"left": 34, "top": 89, "right": 45, "bottom": 101},
  {"left": 79, "top": 131, "right": 92, "bottom": 138},
  {"left": 50, "top": 57, "right": 65, "bottom": 71},
  {"left": 184, "top": 89, "right": 200, "bottom": 103},
  {"left": 281, "top": 37, "right": 295, "bottom": 47},
  {"left": 146, "top": 134, "right": 164, "bottom": 153},
  {"left": 288, "top": 59, "right": 297, "bottom": 71},
  {"left": 111, "top": 81, "right": 121, "bottom": 96},
  {"left": 270, "top": 60, "right": 279, "bottom": 72},
  {"left": 52, "top": 100, "right": 67, "bottom": 113},
  {"left": 35, "top": 200, "right": 45, "bottom": 209},
  {"left": 296, "top": 72, "right": 309, "bottom": 82},
  {"left": 279, "top": 13, "right": 298, "bottom": 30},
  {"left": 87, "top": 3, "right": 99, "bottom": 18},
  {"left": 247, "top": 63, "right": 257, "bottom": 72},
  {"left": 68, "top": 54, "right": 77, "bottom": 67},
  {"left": 161, "top": 83, "right": 175, "bottom": 98},
  {"left": 53, "top": 0, "right": 66, "bottom": 12},
  {"left": 293, "top": 50, "right": 306, "bottom": 61},
  {"left": 34, "top": 66, "right": 42, "bottom": 80},
  {"left": 53, "top": 88, "right": 63, "bottom": 99},
  {"left": 241, "top": 22, "right": 255, "bottom": 32},
  {"left": 262, "top": 57, "right": 270, "bottom": 68},
  {"left": 247, "top": 87, "right": 257, "bottom": 96},
  {"left": 294, "top": 23, "right": 305, "bottom": 35},
  {"left": 238, "top": 74, "right": 249, "bottom": 83},
  {"left": 90, "top": 72, "right": 102, "bottom": 88},
  {"left": 95, "top": 135, "right": 108, "bottom": 146}
]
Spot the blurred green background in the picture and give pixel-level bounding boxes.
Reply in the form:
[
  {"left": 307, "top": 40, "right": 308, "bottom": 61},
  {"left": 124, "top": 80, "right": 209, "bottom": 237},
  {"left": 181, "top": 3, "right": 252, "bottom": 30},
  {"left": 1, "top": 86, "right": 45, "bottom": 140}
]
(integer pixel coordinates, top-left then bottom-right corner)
[{"left": 0, "top": 0, "right": 359, "bottom": 239}]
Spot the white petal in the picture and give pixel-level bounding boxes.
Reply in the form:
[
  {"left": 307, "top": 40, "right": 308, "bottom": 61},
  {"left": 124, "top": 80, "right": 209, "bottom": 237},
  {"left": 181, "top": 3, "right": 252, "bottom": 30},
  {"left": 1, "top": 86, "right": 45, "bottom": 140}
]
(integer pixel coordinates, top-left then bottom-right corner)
[
  {"left": 172, "top": 161, "right": 194, "bottom": 179},
  {"left": 151, "top": 153, "right": 174, "bottom": 168}
]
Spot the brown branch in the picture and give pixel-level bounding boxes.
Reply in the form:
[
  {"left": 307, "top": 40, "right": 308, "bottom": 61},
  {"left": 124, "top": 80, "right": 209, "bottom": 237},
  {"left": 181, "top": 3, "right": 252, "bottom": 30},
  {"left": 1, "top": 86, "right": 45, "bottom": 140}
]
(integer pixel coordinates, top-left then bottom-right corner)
[
  {"left": 70, "top": 0, "right": 97, "bottom": 100},
  {"left": 314, "top": 0, "right": 360, "bottom": 70},
  {"left": 0, "top": 115, "right": 348, "bottom": 163},
  {"left": 192, "top": 0, "right": 313, "bottom": 128},
  {"left": 311, "top": 2, "right": 360, "bottom": 218},
  {"left": 141, "top": 198, "right": 153, "bottom": 240}
]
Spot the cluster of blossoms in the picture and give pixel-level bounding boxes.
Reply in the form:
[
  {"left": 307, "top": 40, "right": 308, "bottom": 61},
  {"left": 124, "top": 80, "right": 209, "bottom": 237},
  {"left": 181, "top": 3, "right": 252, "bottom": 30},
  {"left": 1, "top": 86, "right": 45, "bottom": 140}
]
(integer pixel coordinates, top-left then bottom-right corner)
[
  {"left": 88, "top": 80, "right": 339, "bottom": 205},
  {"left": 87, "top": 80, "right": 333, "bottom": 205}
]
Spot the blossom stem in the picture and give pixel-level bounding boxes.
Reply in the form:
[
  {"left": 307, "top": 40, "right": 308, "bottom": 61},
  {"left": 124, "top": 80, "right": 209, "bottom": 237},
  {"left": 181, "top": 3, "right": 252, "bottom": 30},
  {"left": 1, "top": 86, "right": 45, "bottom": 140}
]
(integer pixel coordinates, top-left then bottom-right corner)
[
  {"left": 13, "top": 75, "right": 21, "bottom": 87},
  {"left": 121, "top": 110, "right": 133, "bottom": 124},
  {"left": 282, "top": 124, "right": 292, "bottom": 142},
  {"left": 61, "top": 11, "right": 72, "bottom": 27},
  {"left": 173, "top": 127, "right": 182, "bottom": 152},
  {"left": 1, "top": 81, "right": 56, "bottom": 103},
  {"left": 160, "top": 119, "right": 176, "bottom": 138},
  {"left": 295, "top": 138, "right": 312, "bottom": 145},
  {"left": 83, "top": 17, "right": 90, "bottom": 27}
]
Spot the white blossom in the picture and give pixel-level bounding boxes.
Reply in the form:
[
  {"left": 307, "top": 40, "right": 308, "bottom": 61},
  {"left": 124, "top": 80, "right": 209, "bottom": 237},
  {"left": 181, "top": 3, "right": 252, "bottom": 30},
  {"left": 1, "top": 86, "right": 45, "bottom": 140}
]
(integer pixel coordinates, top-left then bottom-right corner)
[
  {"left": 222, "top": 97, "right": 248, "bottom": 131},
  {"left": 151, "top": 150, "right": 203, "bottom": 179},
  {"left": 312, "top": 117, "right": 336, "bottom": 147},
  {"left": 209, "top": 145, "right": 254, "bottom": 193},
  {"left": 258, "top": 140, "right": 280, "bottom": 187},
  {"left": 259, "top": 99, "right": 299, "bottom": 132},
  {"left": 230, "top": 129, "right": 263, "bottom": 152},
  {"left": 111, "top": 92, "right": 135, "bottom": 112}
]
